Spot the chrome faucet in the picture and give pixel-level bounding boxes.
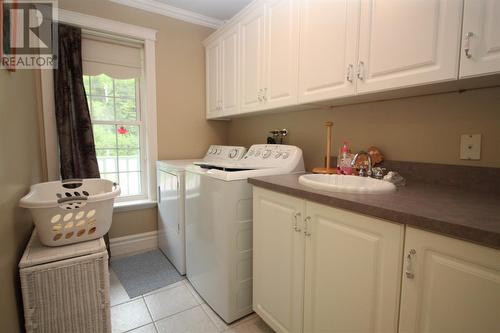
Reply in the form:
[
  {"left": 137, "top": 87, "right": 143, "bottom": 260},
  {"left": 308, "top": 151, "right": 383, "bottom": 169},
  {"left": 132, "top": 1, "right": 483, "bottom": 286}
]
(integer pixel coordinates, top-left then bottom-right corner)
[{"left": 350, "top": 151, "right": 373, "bottom": 177}]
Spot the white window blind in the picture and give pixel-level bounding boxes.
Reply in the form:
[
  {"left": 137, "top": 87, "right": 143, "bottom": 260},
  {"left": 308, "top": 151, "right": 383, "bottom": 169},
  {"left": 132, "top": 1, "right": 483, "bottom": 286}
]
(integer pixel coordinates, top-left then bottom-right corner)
[{"left": 82, "top": 36, "right": 143, "bottom": 79}]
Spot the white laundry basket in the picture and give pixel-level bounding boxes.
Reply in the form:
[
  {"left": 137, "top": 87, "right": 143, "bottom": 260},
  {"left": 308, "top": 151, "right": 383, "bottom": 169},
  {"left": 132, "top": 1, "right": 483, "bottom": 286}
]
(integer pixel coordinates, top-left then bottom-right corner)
[{"left": 20, "top": 178, "right": 120, "bottom": 246}]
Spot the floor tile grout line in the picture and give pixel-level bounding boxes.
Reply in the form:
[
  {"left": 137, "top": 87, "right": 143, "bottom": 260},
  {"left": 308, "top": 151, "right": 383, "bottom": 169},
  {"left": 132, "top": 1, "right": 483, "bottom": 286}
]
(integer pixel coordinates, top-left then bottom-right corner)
[
  {"left": 200, "top": 304, "right": 227, "bottom": 333},
  {"left": 141, "top": 295, "right": 156, "bottom": 328},
  {"left": 111, "top": 279, "right": 257, "bottom": 333},
  {"left": 150, "top": 303, "right": 202, "bottom": 324},
  {"left": 111, "top": 295, "right": 142, "bottom": 308},
  {"left": 112, "top": 297, "right": 154, "bottom": 333},
  {"left": 183, "top": 279, "right": 205, "bottom": 304},
  {"left": 112, "top": 280, "right": 187, "bottom": 308},
  {"left": 141, "top": 279, "right": 187, "bottom": 298},
  {"left": 182, "top": 279, "right": 257, "bottom": 331},
  {"left": 122, "top": 320, "right": 155, "bottom": 333}
]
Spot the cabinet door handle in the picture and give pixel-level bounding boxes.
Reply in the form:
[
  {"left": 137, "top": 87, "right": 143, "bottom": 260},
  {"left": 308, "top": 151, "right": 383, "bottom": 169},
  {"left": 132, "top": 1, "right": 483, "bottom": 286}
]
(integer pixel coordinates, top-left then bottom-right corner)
[
  {"left": 157, "top": 186, "right": 161, "bottom": 204},
  {"left": 405, "top": 249, "right": 417, "bottom": 279},
  {"left": 346, "top": 64, "right": 354, "bottom": 83},
  {"left": 304, "top": 216, "right": 311, "bottom": 237},
  {"left": 464, "top": 32, "right": 473, "bottom": 59},
  {"left": 293, "top": 212, "right": 301, "bottom": 232},
  {"left": 357, "top": 61, "right": 365, "bottom": 81}
]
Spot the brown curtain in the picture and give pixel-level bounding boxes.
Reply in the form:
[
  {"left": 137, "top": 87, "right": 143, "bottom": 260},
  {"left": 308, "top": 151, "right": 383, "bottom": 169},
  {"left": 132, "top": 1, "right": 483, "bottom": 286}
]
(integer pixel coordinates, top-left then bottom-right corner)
[
  {"left": 53, "top": 24, "right": 110, "bottom": 256},
  {"left": 53, "top": 24, "right": 100, "bottom": 180}
]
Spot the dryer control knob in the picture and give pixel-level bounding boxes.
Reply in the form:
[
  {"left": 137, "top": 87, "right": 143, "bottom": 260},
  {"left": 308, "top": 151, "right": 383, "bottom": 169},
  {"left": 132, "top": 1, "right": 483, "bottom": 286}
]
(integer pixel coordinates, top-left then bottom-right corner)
[
  {"left": 229, "top": 149, "right": 238, "bottom": 158},
  {"left": 274, "top": 152, "right": 282, "bottom": 158},
  {"left": 262, "top": 150, "right": 272, "bottom": 159},
  {"left": 282, "top": 152, "right": 290, "bottom": 159},
  {"left": 255, "top": 150, "right": 261, "bottom": 157}
]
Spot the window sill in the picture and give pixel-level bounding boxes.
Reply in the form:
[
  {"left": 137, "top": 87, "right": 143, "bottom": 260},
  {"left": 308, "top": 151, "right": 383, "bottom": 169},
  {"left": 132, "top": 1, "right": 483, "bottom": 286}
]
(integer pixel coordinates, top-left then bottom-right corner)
[{"left": 113, "top": 199, "right": 157, "bottom": 213}]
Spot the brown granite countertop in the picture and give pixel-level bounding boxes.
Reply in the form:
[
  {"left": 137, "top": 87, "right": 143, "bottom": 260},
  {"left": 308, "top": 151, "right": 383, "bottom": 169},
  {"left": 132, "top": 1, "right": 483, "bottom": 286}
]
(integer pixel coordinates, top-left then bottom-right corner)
[{"left": 248, "top": 173, "right": 500, "bottom": 250}]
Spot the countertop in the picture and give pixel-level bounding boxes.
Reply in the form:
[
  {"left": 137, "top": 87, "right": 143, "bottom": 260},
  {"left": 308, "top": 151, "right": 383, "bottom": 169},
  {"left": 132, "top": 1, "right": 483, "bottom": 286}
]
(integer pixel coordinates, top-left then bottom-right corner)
[{"left": 248, "top": 173, "right": 500, "bottom": 249}]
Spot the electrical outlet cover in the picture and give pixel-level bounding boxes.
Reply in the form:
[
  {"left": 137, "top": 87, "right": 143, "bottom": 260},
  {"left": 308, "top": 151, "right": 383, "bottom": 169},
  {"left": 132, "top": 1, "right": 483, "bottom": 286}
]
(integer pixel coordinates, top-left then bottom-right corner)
[{"left": 460, "top": 134, "right": 481, "bottom": 160}]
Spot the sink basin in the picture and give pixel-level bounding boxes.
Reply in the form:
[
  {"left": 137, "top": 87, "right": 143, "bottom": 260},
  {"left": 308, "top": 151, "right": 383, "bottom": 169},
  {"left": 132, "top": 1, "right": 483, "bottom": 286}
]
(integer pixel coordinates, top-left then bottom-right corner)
[{"left": 298, "top": 174, "right": 396, "bottom": 194}]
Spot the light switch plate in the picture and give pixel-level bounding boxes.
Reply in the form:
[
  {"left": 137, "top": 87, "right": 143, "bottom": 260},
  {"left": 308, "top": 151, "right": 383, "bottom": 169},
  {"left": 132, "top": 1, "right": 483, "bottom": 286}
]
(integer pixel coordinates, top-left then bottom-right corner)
[{"left": 460, "top": 134, "right": 481, "bottom": 160}]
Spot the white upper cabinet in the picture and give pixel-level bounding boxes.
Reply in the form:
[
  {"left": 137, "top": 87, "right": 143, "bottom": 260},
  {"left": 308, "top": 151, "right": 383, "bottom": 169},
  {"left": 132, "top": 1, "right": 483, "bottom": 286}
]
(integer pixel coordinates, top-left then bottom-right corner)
[
  {"left": 356, "top": 0, "right": 463, "bottom": 94},
  {"left": 220, "top": 26, "right": 240, "bottom": 115},
  {"left": 205, "top": 0, "right": 498, "bottom": 118},
  {"left": 206, "top": 26, "right": 240, "bottom": 119},
  {"left": 206, "top": 41, "right": 221, "bottom": 118},
  {"left": 240, "top": 0, "right": 299, "bottom": 113},
  {"left": 240, "top": 4, "right": 267, "bottom": 113},
  {"left": 399, "top": 227, "right": 500, "bottom": 333},
  {"left": 298, "top": 0, "right": 360, "bottom": 103},
  {"left": 460, "top": 0, "right": 500, "bottom": 78},
  {"left": 263, "top": 0, "right": 300, "bottom": 109}
]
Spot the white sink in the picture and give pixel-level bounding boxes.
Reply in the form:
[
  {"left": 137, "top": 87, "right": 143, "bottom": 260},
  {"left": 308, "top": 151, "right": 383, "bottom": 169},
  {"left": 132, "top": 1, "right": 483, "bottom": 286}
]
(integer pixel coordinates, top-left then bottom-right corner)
[{"left": 298, "top": 174, "right": 396, "bottom": 194}]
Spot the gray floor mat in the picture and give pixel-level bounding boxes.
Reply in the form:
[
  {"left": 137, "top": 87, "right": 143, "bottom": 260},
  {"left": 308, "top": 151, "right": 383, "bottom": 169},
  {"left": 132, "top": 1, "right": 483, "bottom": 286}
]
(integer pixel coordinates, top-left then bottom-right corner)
[{"left": 111, "top": 250, "right": 184, "bottom": 298}]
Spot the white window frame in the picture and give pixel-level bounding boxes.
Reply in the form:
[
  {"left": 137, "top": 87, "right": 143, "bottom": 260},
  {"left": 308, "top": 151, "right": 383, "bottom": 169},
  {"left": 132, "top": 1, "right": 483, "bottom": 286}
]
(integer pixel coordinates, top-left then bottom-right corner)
[
  {"left": 84, "top": 73, "right": 146, "bottom": 202},
  {"left": 40, "top": 9, "right": 158, "bottom": 211}
]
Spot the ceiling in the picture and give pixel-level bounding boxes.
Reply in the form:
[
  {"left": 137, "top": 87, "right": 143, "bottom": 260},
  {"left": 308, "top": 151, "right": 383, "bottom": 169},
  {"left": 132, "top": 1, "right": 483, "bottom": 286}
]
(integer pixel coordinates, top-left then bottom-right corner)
[{"left": 155, "top": 0, "right": 253, "bottom": 21}]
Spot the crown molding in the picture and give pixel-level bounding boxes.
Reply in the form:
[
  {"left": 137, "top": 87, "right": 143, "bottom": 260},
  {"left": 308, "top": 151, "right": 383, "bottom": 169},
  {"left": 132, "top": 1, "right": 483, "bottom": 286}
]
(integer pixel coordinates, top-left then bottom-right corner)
[{"left": 110, "top": 0, "right": 224, "bottom": 29}]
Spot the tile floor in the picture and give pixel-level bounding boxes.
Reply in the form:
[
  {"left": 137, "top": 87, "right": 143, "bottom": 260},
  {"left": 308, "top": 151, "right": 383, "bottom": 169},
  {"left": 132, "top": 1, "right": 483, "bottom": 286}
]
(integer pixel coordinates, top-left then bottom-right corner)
[{"left": 110, "top": 269, "right": 275, "bottom": 333}]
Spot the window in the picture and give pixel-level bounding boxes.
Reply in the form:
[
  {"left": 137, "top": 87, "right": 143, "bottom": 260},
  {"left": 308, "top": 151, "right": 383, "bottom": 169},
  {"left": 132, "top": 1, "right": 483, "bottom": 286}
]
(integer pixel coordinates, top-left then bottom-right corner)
[
  {"left": 81, "top": 35, "right": 150, "bottom": 203},
  {"left": 84, "top": 74, "right": 144, "bottom": 199},
  {"left": 39, "top": 12, "right": 158, "bottom": 210}
]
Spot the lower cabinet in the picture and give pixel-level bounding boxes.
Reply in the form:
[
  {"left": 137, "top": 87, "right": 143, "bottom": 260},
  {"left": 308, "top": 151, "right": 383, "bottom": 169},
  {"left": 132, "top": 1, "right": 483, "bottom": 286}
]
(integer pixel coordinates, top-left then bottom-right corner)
[
  {"left": 253, "top": 187, "right": 500, "bottom": 333},
  {"left": 253, "top": 188, "right": 305, "bottom": 333},
  {"left": 253, "top": 187, "right": 404, "bottom": 333},
  {"left": 399, "top": 227, "right": 500, "bottom": 333},
  {"left": 303, "top": 202, "right": 404, "bottom": 333}
]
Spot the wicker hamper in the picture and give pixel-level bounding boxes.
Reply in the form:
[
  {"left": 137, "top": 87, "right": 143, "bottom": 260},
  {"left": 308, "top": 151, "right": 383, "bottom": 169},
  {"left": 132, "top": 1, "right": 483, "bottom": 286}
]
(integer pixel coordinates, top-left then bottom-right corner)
[{"left": 19, "top": 229, "right": 111, "bottom": 333}]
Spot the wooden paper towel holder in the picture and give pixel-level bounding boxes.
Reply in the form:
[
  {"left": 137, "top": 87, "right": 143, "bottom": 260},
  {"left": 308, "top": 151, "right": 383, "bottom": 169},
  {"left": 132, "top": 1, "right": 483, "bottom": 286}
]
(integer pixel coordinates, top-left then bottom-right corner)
[{"left": 312, "top": 121, "right": 338, "bottom": 174}]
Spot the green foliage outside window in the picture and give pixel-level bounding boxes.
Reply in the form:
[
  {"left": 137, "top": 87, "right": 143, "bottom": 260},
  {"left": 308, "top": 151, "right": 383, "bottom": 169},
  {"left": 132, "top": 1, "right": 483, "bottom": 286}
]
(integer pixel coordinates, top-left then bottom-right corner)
[{"left": 84, "top": 73, "right": 142, "bottom": 196}]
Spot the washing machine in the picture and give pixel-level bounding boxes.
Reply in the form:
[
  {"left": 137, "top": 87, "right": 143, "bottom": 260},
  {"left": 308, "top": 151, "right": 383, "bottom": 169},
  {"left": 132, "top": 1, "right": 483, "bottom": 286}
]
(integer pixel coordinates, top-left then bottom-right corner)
[
  {"left": 156, "top": 145, "right": 246, "bottom": 275},
  {"left": 185, "top": 144, "right": 304, "bottom": 322}
]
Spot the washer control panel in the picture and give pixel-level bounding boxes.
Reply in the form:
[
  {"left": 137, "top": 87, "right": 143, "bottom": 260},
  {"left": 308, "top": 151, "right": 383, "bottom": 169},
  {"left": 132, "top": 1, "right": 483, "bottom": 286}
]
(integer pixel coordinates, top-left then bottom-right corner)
[
  {"left": 242, "top": 144, "right": 301, "bottom": 168},
  {"left": 203, "top": 145, "right": 247, "bottom": 162}
]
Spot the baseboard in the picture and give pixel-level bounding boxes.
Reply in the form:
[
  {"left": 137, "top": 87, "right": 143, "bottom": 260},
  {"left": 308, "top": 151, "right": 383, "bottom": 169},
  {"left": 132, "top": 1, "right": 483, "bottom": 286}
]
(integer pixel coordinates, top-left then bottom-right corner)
[{"left": 110, "top": 231, "right": 158, "bottom": 258}]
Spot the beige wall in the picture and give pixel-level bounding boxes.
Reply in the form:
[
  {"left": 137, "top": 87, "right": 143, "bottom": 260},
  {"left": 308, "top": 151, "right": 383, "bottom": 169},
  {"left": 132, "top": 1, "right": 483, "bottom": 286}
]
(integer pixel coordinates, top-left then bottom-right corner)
[
  {"left": 228, "top": 87, "right": 500, "bottom": 170},
  {"left": 110, "top": 208, "right": 157, "bottom": 238},
  {"left": 0, "top": 70, "right": 44, "bottom": 332},
  {"left": 57, "top": 0, "right": 229, "bottom": 238}
]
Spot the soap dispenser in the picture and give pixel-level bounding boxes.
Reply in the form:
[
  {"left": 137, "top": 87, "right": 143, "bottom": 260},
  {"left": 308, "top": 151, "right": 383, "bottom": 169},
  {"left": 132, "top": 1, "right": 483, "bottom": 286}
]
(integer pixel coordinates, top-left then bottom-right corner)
[{"left": 338, "top": 142, "right": 353, "bottom": 175}]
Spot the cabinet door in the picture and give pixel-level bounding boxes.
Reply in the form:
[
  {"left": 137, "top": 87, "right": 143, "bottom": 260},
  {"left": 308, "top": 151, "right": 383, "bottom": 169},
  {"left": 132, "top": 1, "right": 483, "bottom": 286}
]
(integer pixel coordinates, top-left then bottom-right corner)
[
  {"left": 253, "top": 187, "right": 305, "bottom": 333},
  {"left": 357, "top": 0, "right": 462, "bottom": 94},
  {"left": 220, "top": 26, "right": 240, "bottom": 115},
  {"left": 460, "top": 0, "right": 500, "bottom": 78},
  {"left": 399, "top": 227, "right": 500, "bottom": 333},
  {"left": 206, "top": 41, "right": 221, "bottom": 118},
  {"left": 263, "top": 0, "right": 299, "bottom": 109},
  {"left": 240, "top": 5, "right": 266, "bottom": 113},
  {"left": 303, "top": 202, "right": 404, "bottom": 333},
  {"left": 298, "top": 0, "right": 359, "bottom": 103}
]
